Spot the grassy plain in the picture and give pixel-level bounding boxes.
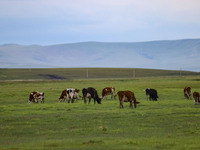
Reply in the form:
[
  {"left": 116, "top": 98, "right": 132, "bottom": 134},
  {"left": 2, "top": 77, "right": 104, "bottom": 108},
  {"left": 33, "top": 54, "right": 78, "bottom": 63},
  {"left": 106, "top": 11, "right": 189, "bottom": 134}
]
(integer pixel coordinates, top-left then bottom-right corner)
[
  {"left": 0, "top": 68, "right": 199, "bottom": 80},
  {"left": 0, "top": 76, "right": 200, "bottom": 150}
]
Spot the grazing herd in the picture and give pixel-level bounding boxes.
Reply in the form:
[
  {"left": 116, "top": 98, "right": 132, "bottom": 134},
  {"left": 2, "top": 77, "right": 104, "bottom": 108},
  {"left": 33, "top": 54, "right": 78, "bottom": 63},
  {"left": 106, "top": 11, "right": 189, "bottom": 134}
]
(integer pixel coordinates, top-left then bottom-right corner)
[{"left": 28, "top": 86, "right": 200, "bottom": 108}]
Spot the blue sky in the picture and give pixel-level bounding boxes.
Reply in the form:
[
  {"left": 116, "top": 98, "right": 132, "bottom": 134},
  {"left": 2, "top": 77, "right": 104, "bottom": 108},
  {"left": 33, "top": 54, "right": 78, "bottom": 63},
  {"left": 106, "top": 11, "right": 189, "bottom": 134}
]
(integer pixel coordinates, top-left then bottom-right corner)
[{"left": 0, "top": 0, "right": 200, "bottom": 45}]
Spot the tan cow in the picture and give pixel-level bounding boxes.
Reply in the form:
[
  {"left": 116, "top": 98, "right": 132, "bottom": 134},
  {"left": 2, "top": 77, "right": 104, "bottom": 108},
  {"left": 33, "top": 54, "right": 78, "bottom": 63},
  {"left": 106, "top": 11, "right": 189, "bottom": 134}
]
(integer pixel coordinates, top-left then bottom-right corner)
[
  {"left": 117, "top": 90, "right": 140, "bottom": 109},
  {"left": 28, "top": 91, "right": 44, "bottom": 104},
  {"left": 193, "top": 92, "right": 199, "bottom": 105},
  {"left": 184, "top": 87, "right": 192, "bottom": 99},
  {"left": 101, "top": 87, "right": 117, "bottom": 100}
]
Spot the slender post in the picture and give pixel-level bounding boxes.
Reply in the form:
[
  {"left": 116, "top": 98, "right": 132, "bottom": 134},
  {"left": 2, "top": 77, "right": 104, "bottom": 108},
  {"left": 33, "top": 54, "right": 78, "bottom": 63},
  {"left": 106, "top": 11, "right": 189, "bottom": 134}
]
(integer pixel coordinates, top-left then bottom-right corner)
[
  {"left": 86, "top": 69, "right": 89, "bottom": 78},
  {"left": 133, "top": 69, "right": 136, "bottom": 78}
]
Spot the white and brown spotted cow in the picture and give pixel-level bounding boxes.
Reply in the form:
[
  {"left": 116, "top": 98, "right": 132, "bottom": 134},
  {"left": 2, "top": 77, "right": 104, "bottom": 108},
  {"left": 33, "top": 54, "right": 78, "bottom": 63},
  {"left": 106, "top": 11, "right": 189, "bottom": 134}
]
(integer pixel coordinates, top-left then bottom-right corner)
[
  {"left": 28, "top": 91, "right": 44, "bottom": 104},
  {"left": 101, "top": 87, "right": 117, "bottom": 100},
  {"left": 59, "top": 88, "right": 80, "bottom": 103}
]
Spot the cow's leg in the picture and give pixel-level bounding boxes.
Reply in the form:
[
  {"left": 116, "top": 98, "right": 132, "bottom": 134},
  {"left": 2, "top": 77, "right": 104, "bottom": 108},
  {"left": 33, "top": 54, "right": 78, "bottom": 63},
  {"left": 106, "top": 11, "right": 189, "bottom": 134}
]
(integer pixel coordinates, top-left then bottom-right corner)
[
  {"left": 114, "top": 94, "right": 117, "bottom": 100},
  {"left": 111, "top": 94, "right": 113, "bottom": 100},
  {"left": 84, "top": 97, "right": 87, "bottom": 104},
  {"left": 105, "top": 95, "right": 107, "bottom": 100},
  {"left": 71, "top": 97, "right": 74, "bottom": 103},
  {"left": 88, "top": 98, "right": 91, "bottom": 104},
  {"left": 119, "top": 101, "right": 122, "bottom": 108},
  {"left": 42, "top": 98, "right": 44, "bottom": 103},
  {"left": 130, "top": 101, "right": 133, "bottom": 109},
  {"left": 193, "top": 98, "right": 196, "bottom": 104},
  {"left": 34, "top": 98, "right": 38, "bottom": 103},
  {"left": 120, "top": 100, "right": 124, "bottom": 108},
  {"left": 186, "top": 93, "right": 190, "bottom": 100}
]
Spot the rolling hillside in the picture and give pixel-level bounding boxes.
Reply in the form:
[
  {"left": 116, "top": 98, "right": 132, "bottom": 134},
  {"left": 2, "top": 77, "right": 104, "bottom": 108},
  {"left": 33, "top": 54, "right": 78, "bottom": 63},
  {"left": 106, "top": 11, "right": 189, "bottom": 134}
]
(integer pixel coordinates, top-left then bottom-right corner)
[{"left": 0, "top": 39, "right": 200, "bottom": 72}]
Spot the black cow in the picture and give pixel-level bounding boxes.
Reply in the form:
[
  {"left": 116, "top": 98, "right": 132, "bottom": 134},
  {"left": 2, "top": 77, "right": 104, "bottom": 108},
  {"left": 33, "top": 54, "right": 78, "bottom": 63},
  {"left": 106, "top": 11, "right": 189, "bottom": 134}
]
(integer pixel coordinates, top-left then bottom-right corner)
[
  {"left": 82, "top": 87, "right": 101, "bottom": 104},
  {"left": 145, "top": 88, "right": 158, "bottom": 101}
]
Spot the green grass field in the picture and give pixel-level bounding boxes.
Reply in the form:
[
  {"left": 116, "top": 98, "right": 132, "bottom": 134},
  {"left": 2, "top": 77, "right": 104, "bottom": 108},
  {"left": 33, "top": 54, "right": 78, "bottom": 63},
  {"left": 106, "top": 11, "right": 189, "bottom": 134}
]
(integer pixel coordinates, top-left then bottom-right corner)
[
  {"left": 0, "top": 68, "right": 199, "bottom": 80},
  {"left": 0, "top": 76, "right": 200, "bottom": 150}
]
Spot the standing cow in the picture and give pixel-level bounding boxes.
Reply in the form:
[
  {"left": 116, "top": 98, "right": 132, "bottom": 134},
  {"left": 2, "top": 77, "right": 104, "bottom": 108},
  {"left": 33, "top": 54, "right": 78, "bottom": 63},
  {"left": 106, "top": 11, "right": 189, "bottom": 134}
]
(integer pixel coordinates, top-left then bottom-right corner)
[
  {"left": 101, "top": 87, "right": 117, "bottom": 100},
  {"left": 145, "top": 88, "right": 158, "bottom": 101},
  {"left": 82, "top": 87, "right": 101, "bottom": 104},
  {"left": 117, "top": 90, "right": 140, "bottom": 109},
  {"left": 193, "top": 92, "right": 199, "bottom": 105},
  {"left": 184, "top": 87, "right": 192, "bottom": 99},
  {"left": 28, "top": 91, "right": 44, "bottom": 104}
]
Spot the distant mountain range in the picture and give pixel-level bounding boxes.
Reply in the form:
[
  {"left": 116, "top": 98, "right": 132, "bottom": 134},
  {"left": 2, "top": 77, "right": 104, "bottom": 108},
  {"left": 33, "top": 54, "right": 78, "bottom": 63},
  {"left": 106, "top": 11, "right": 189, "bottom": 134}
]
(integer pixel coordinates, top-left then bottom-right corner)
[{"left": 0, "top": 39, "right": 200, "bottom": 72}]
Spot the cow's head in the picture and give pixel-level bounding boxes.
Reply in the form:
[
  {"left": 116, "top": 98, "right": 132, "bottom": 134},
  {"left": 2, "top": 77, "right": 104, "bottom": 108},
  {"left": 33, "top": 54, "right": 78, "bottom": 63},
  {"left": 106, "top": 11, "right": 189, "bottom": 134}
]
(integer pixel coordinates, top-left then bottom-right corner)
[
  {"left": 153, "top": 95, "right": 158, "bottom": 101},
  {"left": 97, "top": 97, "right": 102, "bottom": 104}
]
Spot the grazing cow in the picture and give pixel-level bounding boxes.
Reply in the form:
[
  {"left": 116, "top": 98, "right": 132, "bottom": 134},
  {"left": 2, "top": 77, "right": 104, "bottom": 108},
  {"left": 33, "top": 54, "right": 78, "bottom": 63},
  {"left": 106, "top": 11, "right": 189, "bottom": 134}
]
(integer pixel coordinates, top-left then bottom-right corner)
[
  {"left": 28, "top": 91, "right": 44, "bottom": 104},
  {"left": 193, "top": 92, "right": 199, "bottom": 105},
  {"left": 101, "top": 87, "right": 117, "bottom": 100},
  {"left": 145, "top": 88, "right": 158, "bottom": 101},
  {"left": 74, "top": 88, "right": 81, "bottom": 100},
  {"left": 184, "top": 87, "right": 192, "bottom": 99},
  {"left": 59, "top": 88, "right": 80, "bottom": 103},
  {"left": 82, "top": 87, "right": 101, "bottom": 104},
  {"left": 117, "top": 91, "right": 140, "bottom": 109}
]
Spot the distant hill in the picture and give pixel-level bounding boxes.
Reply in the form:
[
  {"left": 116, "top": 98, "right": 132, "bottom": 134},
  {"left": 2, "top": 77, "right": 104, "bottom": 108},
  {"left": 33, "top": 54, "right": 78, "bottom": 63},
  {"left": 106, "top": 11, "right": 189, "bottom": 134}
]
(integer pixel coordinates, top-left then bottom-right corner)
[{"left": 0, "top": 39, "right": 200, "bottom": 72}]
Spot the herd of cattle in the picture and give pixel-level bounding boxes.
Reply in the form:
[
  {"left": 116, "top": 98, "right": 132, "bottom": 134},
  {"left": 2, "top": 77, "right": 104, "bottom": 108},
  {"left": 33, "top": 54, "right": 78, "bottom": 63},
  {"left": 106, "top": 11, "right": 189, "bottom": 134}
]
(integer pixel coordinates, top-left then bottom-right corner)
[{"left": 28, "top": 86, "right": 199, "bottom": 108}]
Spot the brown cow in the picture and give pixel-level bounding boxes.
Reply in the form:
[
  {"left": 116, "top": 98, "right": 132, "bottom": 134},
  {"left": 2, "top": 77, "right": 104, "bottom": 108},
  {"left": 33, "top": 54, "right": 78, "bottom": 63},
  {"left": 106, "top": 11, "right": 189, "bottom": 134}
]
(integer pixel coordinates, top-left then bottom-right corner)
[
  {"left": 59, "top": 89, "right": 68, "bottom": 102},
  {"left": 28, "top": 91, "right": 44, "bottom": 104},
  {"left": 184, "top": 87, "right": 192, "bottom": 99},
  {"left": 117, "top": 91, "right": 140, "bottom": 109},
  {"left": 193, "top": 92, "right": 199, "bottom": 105},
  {"left": 101, "top": 87, "right": 117, "bottom": 100}
]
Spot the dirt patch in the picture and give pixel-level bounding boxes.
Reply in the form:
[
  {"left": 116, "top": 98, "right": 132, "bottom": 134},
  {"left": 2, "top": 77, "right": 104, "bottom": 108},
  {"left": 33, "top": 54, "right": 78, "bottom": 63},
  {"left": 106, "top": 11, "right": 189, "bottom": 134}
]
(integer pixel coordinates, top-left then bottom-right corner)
[{"left": 38, "top": 74, "right": 66, "bottom": 80}]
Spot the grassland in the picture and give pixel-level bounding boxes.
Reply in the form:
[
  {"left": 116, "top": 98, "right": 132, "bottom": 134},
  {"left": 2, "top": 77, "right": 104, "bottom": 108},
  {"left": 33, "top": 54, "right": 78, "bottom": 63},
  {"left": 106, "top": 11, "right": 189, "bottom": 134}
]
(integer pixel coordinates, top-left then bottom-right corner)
[
  {"left": 0, "top": 76, "right": 200, "bottom": 150},
  {"left": 0, "top": 68, "right": 199, "bottom": 80}
]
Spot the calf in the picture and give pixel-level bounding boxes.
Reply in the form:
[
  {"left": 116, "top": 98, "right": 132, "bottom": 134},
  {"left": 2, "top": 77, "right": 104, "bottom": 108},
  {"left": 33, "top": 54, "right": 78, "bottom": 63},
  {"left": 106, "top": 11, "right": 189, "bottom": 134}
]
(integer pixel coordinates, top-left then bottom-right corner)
[
  {"left": 193, "top": 92, "right": 199, "bottom": 105},
  {"left": 82, "top": 87, "right": 101, "bottom": 104},
  {"left": 74, "top": 88, "right": 81, "bottom": 100},
  {"left": 101, "top": 87, "right": 117, "bottom": 100},
  {"left": 145, "top": 88, "right": 158, "bottom": 101},
  {"left": 117, "top": 91, "right": 140, "bottom": 109},
  {"left": 28, "top": 91, "right": 44, "bottom": 104},
  {"left": 184, "top": 87, "right": 192, "bottom": 99}
]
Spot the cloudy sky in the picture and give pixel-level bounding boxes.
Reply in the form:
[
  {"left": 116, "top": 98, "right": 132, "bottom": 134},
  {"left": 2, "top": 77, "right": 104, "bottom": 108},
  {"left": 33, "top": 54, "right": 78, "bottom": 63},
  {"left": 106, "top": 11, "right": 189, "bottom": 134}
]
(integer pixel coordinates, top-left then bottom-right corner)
[{"left": 0, "top": 0, "right": 200, "bottom": 45}]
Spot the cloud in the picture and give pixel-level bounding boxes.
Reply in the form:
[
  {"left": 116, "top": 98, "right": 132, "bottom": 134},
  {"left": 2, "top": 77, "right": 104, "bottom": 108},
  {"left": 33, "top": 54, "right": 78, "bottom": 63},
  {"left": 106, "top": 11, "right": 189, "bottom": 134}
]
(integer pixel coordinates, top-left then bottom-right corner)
[{"left": 0, "top": 0, "right": 200, "bottom": 44}]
